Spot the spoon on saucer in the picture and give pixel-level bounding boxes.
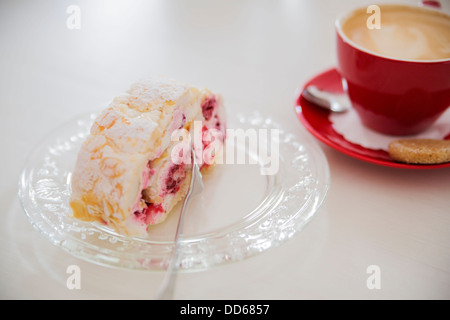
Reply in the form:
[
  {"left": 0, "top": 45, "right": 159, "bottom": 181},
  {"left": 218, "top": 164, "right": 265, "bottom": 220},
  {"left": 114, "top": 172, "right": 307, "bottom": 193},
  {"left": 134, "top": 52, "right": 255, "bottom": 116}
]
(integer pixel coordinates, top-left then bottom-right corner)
[{"left": 302, "top": 85, "right": 351, "bottom": 113}]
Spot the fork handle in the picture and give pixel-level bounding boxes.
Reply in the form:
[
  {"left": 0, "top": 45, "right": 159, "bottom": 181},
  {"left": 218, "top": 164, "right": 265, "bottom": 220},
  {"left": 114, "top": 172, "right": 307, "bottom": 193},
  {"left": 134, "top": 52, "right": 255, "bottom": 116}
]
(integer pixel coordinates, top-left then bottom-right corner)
[{"left": 153, "top": 193, "right": 194, "bottom": 300}]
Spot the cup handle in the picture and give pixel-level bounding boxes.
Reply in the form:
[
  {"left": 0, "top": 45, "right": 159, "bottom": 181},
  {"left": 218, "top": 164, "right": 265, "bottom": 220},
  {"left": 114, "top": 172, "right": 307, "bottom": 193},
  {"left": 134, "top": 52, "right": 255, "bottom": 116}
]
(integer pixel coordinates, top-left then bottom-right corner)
[{"left": 419, "top": 1, "right": 441, "bottom": 9}]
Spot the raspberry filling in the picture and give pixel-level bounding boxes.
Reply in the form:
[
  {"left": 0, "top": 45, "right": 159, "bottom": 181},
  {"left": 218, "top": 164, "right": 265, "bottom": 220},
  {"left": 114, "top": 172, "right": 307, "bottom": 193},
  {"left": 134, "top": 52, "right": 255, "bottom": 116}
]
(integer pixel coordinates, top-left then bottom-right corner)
[
  {"left": 179, "top": 113, "right": 186, "bottom": 129},
  {"left": 133, "top": 96, "right": 224, "bottom": 227},
  {"left": 164, "top": 163, "right": 186, "bottom": 195},
  {"left": 133, "top": 162, "right": 187, "bottom": 225},
  {"left": 201, "top": 96, "right": 217, "bottom": 121},
  {"left": 134, "top": 203, "right": 164, "bottom": 225},
  {"left": 202, "top": 125, "right": 211, "bottom": 148}
]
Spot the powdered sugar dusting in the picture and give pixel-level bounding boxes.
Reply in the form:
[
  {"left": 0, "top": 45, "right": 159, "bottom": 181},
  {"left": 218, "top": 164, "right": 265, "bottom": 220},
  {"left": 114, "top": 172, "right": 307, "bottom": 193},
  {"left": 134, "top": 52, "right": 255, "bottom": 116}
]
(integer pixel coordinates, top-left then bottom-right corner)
[
  {"left": 92, "top": 106, "right": 159, "bottom": 154},
  {"left": 118, "top": 77, "right": 192, "bottom": 112}
]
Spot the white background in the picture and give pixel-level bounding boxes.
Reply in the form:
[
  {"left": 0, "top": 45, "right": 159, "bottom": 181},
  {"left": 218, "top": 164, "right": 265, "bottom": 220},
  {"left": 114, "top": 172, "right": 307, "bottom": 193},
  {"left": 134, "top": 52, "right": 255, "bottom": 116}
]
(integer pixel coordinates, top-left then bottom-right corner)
[{"left": 1, "top": 0, "right": 449, "bottom": 299}]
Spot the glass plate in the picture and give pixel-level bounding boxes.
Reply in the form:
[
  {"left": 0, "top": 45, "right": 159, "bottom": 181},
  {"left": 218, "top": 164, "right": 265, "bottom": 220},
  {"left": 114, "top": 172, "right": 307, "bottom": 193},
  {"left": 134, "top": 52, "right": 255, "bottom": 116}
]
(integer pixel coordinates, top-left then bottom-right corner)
[{"left": 18, "top": 110, "right": 329, "bottom": 272}]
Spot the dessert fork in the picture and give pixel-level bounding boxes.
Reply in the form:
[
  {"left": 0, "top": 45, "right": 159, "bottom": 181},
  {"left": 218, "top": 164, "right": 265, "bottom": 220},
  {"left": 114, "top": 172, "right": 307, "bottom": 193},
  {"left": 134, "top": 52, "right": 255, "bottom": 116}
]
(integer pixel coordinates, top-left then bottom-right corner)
[{"left": 154, "top": 146, "right": 204, "bottom": 299}]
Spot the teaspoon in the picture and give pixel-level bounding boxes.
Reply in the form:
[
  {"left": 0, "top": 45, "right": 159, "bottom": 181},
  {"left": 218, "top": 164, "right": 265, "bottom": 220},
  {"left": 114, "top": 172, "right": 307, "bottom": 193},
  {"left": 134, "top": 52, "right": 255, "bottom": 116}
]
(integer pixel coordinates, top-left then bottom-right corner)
[{"left": 302, "top": 85, "right": 351, "bottom": 113}]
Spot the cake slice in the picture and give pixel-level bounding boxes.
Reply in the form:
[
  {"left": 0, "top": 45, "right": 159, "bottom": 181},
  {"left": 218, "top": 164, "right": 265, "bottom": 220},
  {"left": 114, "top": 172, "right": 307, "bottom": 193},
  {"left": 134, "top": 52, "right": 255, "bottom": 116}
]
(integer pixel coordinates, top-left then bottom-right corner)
[{"left": 69, "top": 78, "right": 226, "bottom": 236}]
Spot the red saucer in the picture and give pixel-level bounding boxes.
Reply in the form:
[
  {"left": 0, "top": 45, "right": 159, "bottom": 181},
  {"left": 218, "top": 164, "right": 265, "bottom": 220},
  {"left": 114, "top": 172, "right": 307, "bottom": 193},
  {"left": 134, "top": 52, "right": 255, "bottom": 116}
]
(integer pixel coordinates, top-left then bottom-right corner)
[{"left": 295, "top": 68, "right": 450, "bottom": 169}]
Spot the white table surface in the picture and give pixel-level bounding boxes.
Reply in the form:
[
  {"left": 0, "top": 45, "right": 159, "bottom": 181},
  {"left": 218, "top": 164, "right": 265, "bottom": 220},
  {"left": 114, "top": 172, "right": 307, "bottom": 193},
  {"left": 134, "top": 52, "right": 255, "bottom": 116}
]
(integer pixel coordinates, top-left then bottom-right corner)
[{"left": 1, "top": 0, "right": 450, "bottom": 300}]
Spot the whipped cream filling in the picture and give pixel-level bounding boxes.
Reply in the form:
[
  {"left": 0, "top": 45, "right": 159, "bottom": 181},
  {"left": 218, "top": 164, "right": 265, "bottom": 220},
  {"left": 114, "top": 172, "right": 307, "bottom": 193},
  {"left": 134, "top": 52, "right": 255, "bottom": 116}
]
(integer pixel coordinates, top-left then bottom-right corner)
[
  {"left": 131, "top": 162, "right": 152, "bottom": 215},
  {"left": 131, "top": 94, "right": 225, "bottom": 229}
]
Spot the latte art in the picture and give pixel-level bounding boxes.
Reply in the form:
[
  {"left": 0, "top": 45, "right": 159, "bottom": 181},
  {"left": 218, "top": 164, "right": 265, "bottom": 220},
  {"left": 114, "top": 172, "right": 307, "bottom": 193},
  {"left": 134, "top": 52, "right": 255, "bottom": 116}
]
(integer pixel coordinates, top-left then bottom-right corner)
[{"left": 342, "top": 5, "right": 450, "bottom": 61}]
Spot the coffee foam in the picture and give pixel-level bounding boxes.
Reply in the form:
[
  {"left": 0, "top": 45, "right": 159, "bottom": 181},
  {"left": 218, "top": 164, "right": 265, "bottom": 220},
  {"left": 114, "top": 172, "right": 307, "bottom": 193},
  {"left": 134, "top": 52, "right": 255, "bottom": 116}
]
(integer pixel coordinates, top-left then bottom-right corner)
[{"left": 341, "top": 5, "right": 450, "bottom": 61}]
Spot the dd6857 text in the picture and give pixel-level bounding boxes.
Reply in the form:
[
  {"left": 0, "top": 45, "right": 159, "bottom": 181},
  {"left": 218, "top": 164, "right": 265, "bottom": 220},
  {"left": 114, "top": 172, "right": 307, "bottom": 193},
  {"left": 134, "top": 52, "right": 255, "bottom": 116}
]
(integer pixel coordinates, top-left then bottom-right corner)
[{"left": 224, "top": 304, "right": 269, "bottom": 315}]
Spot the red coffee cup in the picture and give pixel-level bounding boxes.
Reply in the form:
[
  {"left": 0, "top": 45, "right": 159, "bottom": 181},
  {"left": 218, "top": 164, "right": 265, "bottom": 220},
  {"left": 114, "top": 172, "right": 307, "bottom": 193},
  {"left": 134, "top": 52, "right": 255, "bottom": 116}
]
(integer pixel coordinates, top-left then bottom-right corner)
[{"left": 335, "top": 3, "right": 450, "bottom": 136}]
